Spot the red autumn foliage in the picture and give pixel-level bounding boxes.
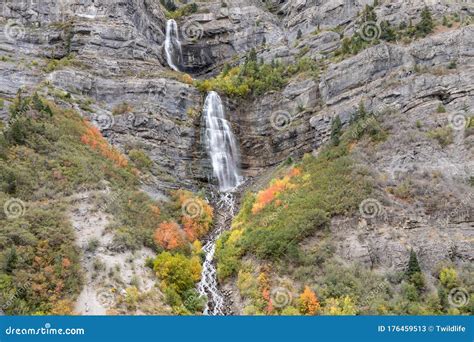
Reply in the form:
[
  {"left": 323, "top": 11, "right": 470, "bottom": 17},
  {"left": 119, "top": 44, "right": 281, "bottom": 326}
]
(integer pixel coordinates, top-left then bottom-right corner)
[
  {"left": 258, "top": 271, "right": 273, "bottom": 314},
  {"left": 252, "top": 167, "right": 301, "bottom": 214},
  {"left": 80, "top": 121, "right": 128, "bottom": 167},
  {"left": 154, "top": 221, "right": 186, "bottom": 250}
]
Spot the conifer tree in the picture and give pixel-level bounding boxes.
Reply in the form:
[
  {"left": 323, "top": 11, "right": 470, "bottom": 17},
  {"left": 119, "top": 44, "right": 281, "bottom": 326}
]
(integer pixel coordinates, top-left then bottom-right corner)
[
  {"left": 416, "top": 6, "right": 434, "bottom": 36},
  {"left": 406, "top": 249, "right": 421, "bottom": 279},
  {"left": 331, "top": 115, "right": 342, "bottom": 146}
]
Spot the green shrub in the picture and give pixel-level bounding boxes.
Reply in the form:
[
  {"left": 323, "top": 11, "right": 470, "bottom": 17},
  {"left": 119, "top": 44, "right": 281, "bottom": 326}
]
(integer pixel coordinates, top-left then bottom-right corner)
[
  {"left": 195, "top": 50, "right": 320, "bottom": 98},
  {"left": 153, "top": 252, "right": 201, "bottom": 295},
  {"left": 165, "top": 3, "right": 198, "bottom": 19},
  {"left": 427, "top": 127, "right": 453, "bottom": 147},
  {"left": 439, "top": 267, "right": 459, "bottom": 289},
  {"left": 128, "top": 149, "right": 153, "bottom": 171}
]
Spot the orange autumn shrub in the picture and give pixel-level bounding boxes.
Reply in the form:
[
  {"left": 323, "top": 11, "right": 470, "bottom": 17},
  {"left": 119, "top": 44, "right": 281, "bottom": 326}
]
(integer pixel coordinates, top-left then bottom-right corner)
[
  {"left": 154, "top": 221, "right": 186, "bottom": 250},
  {"left": 173, "top": 190, "right": 214, "bottom": 242},
  {"left": 299, "top": 286, "right": 320, "bottom": 315},
  {"left": 252, "top": 167, "right": 301, "bottom": 214},
  {"left": 80, "top": 120, "right": 128, "bottom": 167}
]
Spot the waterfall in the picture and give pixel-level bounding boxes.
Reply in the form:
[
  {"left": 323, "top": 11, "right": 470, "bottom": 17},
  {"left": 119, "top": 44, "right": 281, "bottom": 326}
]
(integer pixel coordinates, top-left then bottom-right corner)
[
  {"left": 197, "top": 91, "right": 242, "bottom": 315},
  {"left": 164, "top": 19, "right": 182, "bottom": 71},
  {"left": 202, "top": 91, "right": 242, "bottom": 192}
]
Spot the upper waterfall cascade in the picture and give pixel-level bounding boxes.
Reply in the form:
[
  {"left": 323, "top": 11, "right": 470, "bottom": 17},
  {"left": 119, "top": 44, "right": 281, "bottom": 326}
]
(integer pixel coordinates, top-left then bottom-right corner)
[{"left": 164, "top": 19, "right": 183, "bottom": 71}]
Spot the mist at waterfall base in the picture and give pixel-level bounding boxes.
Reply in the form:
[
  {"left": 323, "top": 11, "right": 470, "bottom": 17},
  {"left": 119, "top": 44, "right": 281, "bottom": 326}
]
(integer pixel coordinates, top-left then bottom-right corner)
[
  {"left": 164, "top": 19, "right": 182, "bottom": 71},
  {"left": 197, "top": 91, "right": 242, "bottom": 315}
]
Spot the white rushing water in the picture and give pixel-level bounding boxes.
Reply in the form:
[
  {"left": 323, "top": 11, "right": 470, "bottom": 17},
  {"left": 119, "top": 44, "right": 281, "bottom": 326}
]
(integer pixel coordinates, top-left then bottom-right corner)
[
  {"left": 202, "top": 91, "right": 242, "bottom": 192},
  {"left": 197, "top": 193, "right": 237, "bottom": 315},
  {"left": 197, "top": 91, "right": 242, "bottom": 315},
  {"left": 164, "top": 19, "right": 182, "bottom": 71}
]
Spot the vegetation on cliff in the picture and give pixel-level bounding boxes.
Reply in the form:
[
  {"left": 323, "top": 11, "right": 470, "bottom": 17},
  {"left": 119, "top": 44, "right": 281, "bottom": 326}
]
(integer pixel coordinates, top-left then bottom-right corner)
[
  {"left": 0, "top": 92, "right": 211, "bottom": 315},
  {"left": 216, "top": 107, "right": 473, "bottom": 316}
]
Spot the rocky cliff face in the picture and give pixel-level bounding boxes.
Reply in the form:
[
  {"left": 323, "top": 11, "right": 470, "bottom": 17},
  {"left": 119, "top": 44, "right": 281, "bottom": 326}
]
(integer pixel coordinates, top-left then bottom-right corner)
[{"left": 0, "top": 0, "right": 473, "bottom": 314}]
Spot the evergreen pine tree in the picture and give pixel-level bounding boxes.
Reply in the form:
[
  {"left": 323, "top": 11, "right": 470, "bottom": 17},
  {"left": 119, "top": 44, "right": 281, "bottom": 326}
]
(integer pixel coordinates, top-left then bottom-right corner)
[
  {"left": 297, "top": 29, "right": 303, "bottom": 40},
  {"left": 331, "top": 115, "right": 343, "bottom": 146},
  {"left": 5, "top": 247, "right": 17, "bottom": 274},
  {"left": 416, "top": 6, "right": 434, "bottom": 36},
  {"left": 406, "top": 249, "right": 421, "bottom": 279},
  {"left": 438, "top": 286, "right": 449, "bottom": 310}
]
